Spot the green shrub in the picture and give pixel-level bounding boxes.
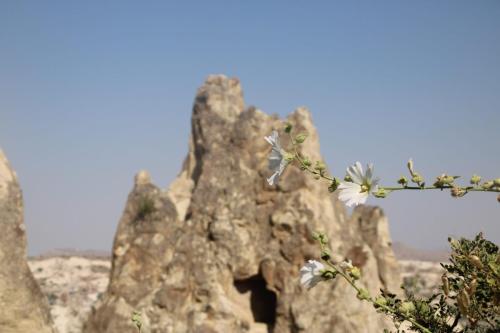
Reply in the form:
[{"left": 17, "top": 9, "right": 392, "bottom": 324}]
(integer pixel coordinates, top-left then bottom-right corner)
[{"left": 135, "top": 195, "right": 155, "bottom": 221}]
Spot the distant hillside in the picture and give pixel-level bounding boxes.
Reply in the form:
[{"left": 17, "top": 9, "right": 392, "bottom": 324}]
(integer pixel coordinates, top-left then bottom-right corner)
[
  {"left": 32, "top": 244, "right": 450, "bottom": 262},
  {"left": 393, "top": 242, "right": 449, "bottom": 262},
  {"left": 30, "top": 248, "right": 111, "bottom": 260}
]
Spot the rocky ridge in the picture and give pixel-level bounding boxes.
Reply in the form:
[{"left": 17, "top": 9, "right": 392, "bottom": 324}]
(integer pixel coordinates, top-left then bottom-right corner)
[
  {"left": 84, "top": 75, "right": 404, "bottom": 333},
  {"left": 28, "top": 255, "right": 446, "bottom": 333},
  {"left": 0, "top": 150, "right": 55, "bottom": 333}
]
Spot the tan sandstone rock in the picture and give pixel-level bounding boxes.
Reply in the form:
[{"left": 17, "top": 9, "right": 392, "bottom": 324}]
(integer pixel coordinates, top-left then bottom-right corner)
[
  {"left": 84, "top": 75, "right": 401, "bottom": 333},
  {"left": 0, "top": 150, "right": 56, "bottom": 333}
]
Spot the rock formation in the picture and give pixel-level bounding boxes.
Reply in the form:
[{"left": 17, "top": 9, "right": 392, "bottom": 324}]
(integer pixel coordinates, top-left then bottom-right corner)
[
  {"left": 84, "top": 75, "right": 401, "bottom": 333},
  {"left": 0, "top": 150, "right": 55, "bottom": 333}
]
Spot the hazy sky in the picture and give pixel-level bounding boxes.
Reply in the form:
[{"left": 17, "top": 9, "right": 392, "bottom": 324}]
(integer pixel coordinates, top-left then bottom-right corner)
[{"left": 1, "top": 1, "right": 499, "bottom": 255}]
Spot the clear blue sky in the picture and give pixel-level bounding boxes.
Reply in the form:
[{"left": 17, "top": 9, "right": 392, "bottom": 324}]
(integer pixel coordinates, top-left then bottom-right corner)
[{"left": 1, "top": 1, "right": 499, "bottom": 255}]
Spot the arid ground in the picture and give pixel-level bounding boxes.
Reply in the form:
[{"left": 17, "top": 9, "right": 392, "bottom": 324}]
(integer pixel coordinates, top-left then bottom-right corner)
[{"left": 29, "top": 253, "right": 445, "bottom": 333}]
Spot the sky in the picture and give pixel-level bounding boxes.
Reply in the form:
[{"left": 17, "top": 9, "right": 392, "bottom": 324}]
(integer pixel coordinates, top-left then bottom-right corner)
[{"left": 0, "top": 1, "right": 499, "bottom": 255}]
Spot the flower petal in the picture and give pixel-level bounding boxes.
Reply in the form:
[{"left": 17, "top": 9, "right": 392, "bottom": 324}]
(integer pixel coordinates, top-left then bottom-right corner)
[
  {"left": 267, "top": 171, "right": 280, "bottom": 185},
  {"left": 365, "top": 163, "right": 374, "bottom": 183},
  {"left": 307, "top": 276, "right": 322, "bottom": 289},
  {"left": 347, "top": 162, "right": 364, "bottom": 184},
  {"left": 370, "top": 178, "right": 380, "bottom": 194},
  {"left": 299, "top": 260, "right": 325, "bottom": 289},
  {"left": 338, "top": 182, "right": 361, "bottom": 190},
  {"left": 338, "top": 183, "right": 362, "bottom": 196},
  {"left": 338, "top": 182, "right": 370, "bottom": 207},
  {"left": 268, "top": 149, "right": 282, "bottom": 171},
  {"left": 264, "top": 130, "right": 279, "bottom": 146},
  {"left": 278, "top": 159, "right": 289, "bottom": 175},
  {"left": 356, "top": 192, "right": 369, "bottom": 205},
  {"left": 265, "top": 131, "right": 283, "bottom": 152}
]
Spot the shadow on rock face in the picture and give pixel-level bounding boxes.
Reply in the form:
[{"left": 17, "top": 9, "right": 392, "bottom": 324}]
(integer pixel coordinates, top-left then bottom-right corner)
[{"left": 234, "top": 273, "right": 277, "bottom": 330}]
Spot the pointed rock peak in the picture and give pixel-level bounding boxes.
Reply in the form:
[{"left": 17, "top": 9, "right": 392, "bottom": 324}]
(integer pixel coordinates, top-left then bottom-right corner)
[
  {"left": 0, "top": 148, "right": 55, "bottom": 333},
  {"left": 134, "top": 170, "right": 151, "bottom": 186},
  {"left": 287, "top": 107, "right": 317, "bottom": 137},
  {"left": 290, "top": 106, "right": 313, "bottom": 122},
  {"left": 0, "top": 149, "right": 17, "bottom": 199},
  {"left": 85, "top": 77, "right": 401, "bottom": 333},
  {"left": 193, "top": 74, "right": 244, "bottom": 122},
  {"left": 191, "top": 75, "right": 245, "bottom": 152}
]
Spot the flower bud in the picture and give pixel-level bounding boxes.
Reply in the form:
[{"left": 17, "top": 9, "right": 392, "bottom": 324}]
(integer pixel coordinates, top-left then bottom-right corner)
[
  {"left": 411, "top": 173, "right": 423, "bottom": 184},
  {"left": 328, "top": 178, "right": 340, "bottom": 193},
  {"left": 321, "top": 249, "right": 331, "bottom": 261},
  {"left": 314, "top": 161, "right": 326, "bottom": 172},
  {"left": 344, "top": 174, "right": 352, "bottom": 182},
  {"left": 418, "top": 302, "right": 431, "bottom": 315},
  {"left": 399, "top": 301, "right": 415, "bottom": 314},
  {"left": 302, "top": 157, "right": 312, "bottom": 167},
  {"left": 294, "top": 133, "right": 307, "bottom": 144},
  {"left": 466, "top": 278, "right": 477, "bottom": 295},
  {"left": 284, "top": 123, "right": 292, "bottom": 133},
  {"left": 397, "top": 176, "right": 408, "bottom": 187},
  {"left": 482, "top": 181, "right": 494, "bottom": 189},
  {"left": 373, "top": 188, "right": 388, "bottom": 198},
  {"left": 132, "top": 311, "right": 143, "bottom": 329},
  {"left": 283, "top": 152, "right": 295, "bottom": 162},
  {"left": 470, "top": 174, "right": 481, "bottom": 185},
  {"left": 457, "top": 289, "right": 470, "bottom": 316},
  {"left": 468, "top": 255, "right": 483, "bottom": 269},
  {"left": 443, "top": 174, "right": 455, "bottom": 184},
  {"left": 451, "top": 187, "right": 466, "bottom": 198},
  {"left": 407, "top": 158, "right": 415, "bottom": 176},
  {"left": 374, "top": 296, "right": 387, "bottom": 306},
  {"left": 312, "top": 232, "right": 328, "bottom": 245},
  {"left": 349, "top": 266, "right": 361, "bottom": 280},
  {"left": 356, "top": 288, "right": 370, "bottom": 301},
  {"left": 321, "top": 269, "right": 337, "bottom": 280},
  {"left": 434, "top": 174, "right": 456, "bottom": 187},
  {"left": 494, "top": 178, "right": 500, "bottom": 187},
  {"left": 441, "top": 274, "right": 449, "bottom": 296}
]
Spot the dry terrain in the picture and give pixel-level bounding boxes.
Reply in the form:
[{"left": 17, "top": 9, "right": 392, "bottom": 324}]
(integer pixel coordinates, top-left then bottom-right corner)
[
  {"left": 399, "top": 260, "right": 444, "bottom": 298},
  {"left": 28, "top": 255, "right": 445, "bottom": 333},
  {"left": 28, "top": 256, "right": 111, "bottom": 333}
]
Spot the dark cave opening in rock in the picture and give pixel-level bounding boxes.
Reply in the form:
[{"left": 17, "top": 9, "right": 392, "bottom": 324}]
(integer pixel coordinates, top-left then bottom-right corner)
[{"left": 234, "top": 274, "right": 277, "bottom": 329}]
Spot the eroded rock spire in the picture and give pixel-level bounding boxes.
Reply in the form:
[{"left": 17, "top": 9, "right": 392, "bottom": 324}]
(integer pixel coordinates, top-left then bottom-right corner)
[
  {"left": 0, "top": 149, "right": 55, "bottom": 333},
  {"left": 84, "top": 75, "right": 401, "bottom": 333}
]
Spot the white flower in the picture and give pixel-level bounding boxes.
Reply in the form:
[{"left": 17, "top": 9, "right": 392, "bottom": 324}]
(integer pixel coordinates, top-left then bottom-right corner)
[
  {"left": 265, "top": 130, "right": 290, "bottom": 185},
  {"left": 338, "top": 162, "right": 379, "bottom": 207},
  {"left": 300, "top": 260, "right": 325, "bottom": 289}
]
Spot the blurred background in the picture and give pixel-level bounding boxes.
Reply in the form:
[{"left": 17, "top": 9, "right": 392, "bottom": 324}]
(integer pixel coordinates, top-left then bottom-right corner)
[{"left": 1, "top": 1, "right": 499, "bottom": 255}]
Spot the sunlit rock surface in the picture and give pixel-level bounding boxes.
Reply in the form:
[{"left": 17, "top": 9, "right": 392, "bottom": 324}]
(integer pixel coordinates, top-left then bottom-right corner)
[
  {"left": 0, "top": 150, "right": 56, "bottom": 333},
  {"left": 84, "top": 75, "right": 402, "bottom": 333},
  {"left": 29, "top": 255, "right": 111, "bottom": 333}
]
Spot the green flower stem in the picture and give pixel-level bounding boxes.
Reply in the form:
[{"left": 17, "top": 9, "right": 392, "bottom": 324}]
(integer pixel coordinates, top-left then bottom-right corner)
[
  {"left": 323, "top": 259, "right": 432, "bottom": 333},
  {"left": 288, "top": 145, "right": 500, "bottom": 195},
  {"left": 383, "top": 186, "right": 499, "bottom": 192},
  {"left": 288, "top": 133, "right": 335, "bottom": 182},
  {"left": 296, "top": 157, "right": 335, "bottom": 182}
]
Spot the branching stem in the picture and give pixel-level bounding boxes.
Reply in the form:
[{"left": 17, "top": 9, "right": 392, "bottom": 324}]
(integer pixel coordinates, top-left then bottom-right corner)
[
  {"left": 323, "top": 259, "right": 433, "bottom": 333},
  {"left": 287, "top": 136, "right": 500, "bottom": 196}
]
